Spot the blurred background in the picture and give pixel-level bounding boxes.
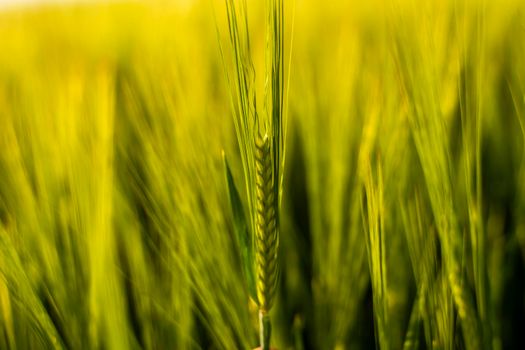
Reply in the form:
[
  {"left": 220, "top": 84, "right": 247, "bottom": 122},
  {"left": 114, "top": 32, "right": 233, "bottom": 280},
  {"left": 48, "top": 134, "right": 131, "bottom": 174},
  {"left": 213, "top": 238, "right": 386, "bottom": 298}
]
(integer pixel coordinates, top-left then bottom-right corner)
[{"left": 0, "top": 0, "right": 524, "bottom": 349}]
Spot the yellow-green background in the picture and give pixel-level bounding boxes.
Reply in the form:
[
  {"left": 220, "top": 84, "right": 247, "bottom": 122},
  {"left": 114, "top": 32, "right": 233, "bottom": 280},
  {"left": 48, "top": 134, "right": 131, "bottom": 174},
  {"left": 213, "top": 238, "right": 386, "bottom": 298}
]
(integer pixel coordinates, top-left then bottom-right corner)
[{"left": 0, "top": 0, "right": 524, "bottom": 348}]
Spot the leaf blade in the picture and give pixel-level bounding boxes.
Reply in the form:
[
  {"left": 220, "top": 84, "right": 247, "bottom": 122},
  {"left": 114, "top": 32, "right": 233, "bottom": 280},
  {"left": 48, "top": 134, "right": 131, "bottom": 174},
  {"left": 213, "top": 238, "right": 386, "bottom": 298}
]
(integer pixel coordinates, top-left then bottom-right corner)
[{"left": 222, "top": 152, "right": 257, "bottom": 303}]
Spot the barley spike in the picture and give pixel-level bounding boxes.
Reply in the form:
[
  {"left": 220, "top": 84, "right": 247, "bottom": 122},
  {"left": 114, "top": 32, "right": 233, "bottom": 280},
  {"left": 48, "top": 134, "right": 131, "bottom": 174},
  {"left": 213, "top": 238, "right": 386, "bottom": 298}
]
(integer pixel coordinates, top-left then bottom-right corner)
[{"left": 254, "top": 134, "right": 278, "bottom": 313}]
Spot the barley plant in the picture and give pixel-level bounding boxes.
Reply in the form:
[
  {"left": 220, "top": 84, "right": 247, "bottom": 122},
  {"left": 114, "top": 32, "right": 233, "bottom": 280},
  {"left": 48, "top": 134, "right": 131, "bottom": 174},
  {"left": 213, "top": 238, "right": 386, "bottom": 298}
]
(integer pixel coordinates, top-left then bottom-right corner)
[
  {"left": 0, "top": 0, "right": 525, "bottom": 349},
  {"left": 220, "top": 0, "right": 286, "bottom": 348}
]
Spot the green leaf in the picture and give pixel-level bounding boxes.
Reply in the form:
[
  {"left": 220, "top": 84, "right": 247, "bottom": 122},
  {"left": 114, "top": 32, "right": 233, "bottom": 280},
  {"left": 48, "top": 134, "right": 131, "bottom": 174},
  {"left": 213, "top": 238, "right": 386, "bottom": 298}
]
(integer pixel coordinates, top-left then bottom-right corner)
[{"left": 222, "top": 151, "right": 257, "bottom": 303}]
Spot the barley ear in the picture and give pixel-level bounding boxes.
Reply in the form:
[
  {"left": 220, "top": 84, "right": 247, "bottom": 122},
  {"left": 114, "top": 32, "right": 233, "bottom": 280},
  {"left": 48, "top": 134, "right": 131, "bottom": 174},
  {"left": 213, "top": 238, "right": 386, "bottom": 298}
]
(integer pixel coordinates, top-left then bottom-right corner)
[{"left": 254, "top": 134, "right": 279, "bottom": 314}]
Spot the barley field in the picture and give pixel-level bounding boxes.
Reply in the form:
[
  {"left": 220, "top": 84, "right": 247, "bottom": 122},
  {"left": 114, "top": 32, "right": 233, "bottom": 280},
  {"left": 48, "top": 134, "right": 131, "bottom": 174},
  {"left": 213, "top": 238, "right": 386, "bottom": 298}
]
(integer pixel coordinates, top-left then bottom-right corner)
[{"left": 0, "top": 0, "right": 524, "bottom": 349}]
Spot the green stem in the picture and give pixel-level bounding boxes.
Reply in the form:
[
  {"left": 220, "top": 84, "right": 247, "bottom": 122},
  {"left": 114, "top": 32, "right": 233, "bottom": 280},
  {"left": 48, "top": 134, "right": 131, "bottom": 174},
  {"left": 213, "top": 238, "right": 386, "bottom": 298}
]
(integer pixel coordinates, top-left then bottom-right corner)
[{"left": 259, "top": 311, "right": 272, "bottom": 350}]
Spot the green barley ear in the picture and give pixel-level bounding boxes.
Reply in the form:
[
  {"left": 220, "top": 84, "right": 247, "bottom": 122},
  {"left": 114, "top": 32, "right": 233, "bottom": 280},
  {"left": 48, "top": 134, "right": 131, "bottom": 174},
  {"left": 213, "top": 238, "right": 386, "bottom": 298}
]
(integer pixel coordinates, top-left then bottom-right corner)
[
  {"left": 254, "top": 133, "right": 278, "bottom": 350},
  {"left": 254, "top": 134, "right": 278, "bottom": 313}
]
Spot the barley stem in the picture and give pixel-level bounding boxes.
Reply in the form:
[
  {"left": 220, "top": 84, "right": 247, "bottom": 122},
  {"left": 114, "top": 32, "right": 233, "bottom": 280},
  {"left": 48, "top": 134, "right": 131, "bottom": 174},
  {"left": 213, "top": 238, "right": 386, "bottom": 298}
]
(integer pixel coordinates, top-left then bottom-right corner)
[{"left": 259, "top": 311, "right": 272, "bottom": 350}]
